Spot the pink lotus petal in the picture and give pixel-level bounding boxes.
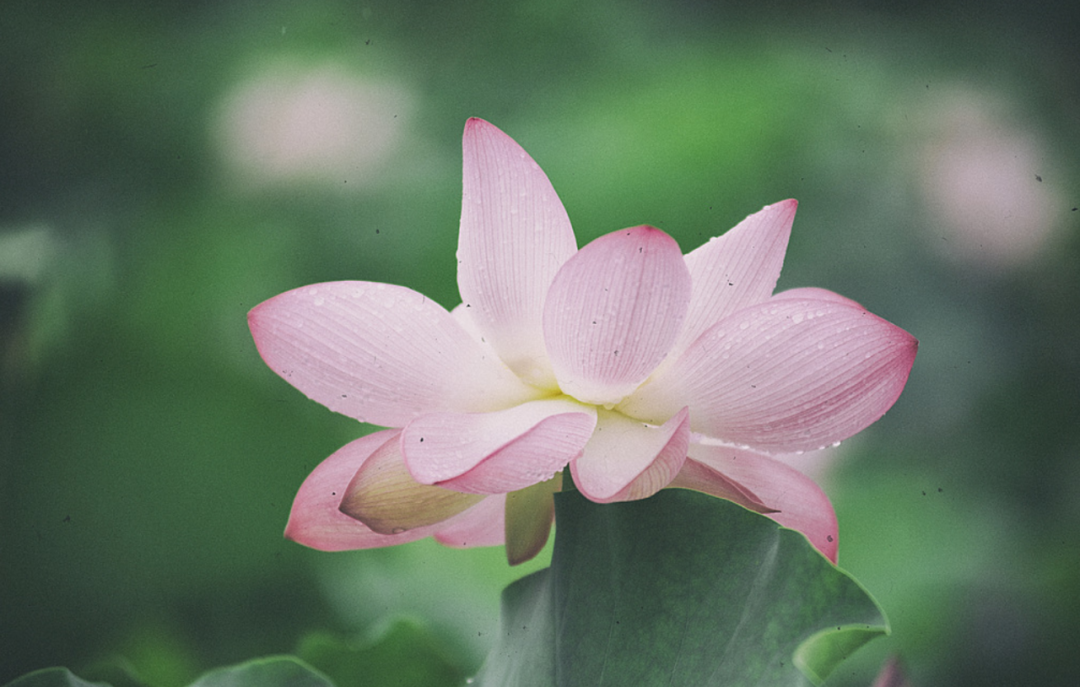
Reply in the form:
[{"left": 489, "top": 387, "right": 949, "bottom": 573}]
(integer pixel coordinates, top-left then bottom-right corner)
[
  {"left": 503, "top": 475, "right": 561, "bottom": 565},
  {"left": 249, "top": 281, "right": 541, "bottom": 428},
  {"left": 457, "top": 118, "right": 577, "bottom": 388},
  {"left": 402, "top": 398, "right": 597, "bottom": 493},
  {"left": 771, "top": 286, "right": 863, "bottom": 308},
  {"left": 571, "top": 407, "right": 690, "bottom": 503},
  {"left": 670, "top": 200, "right": 796, "bottom": 362},
  {"left": 434, "top": 492, "right": 507, "bottom": 548},
  {"left": 543, "top": 226, "right": 692, "bottom": 405},
  {"left": 667, "top": 458, "right": 773, "bottom": 514},
  {"left": 678, "top": 445, "right": 839, "bottom": 562},
  {"left": 340, "top": 430, "right": 486, "bottom": 533},
  {"left": 621, "top": 297, "right": 918, "bottom": 453},
  {"left": 285, "top": 429, "right": 468, "bottom": 550}
]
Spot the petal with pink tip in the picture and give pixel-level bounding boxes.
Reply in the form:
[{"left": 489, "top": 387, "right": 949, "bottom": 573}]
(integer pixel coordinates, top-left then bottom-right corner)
[
  {"left": 340, "top": 431, "right": 485, "bottom": 534},
  {"left": 669, "top": 200, "right": 796, "bottom": 361},
  {"left": 621, "top": 297, "right": 918, "bottom": 453},
  {"left": 457, "top": 118, "right": 577, "bottom": 388},
  {"left": 285, "top": 429, "right": 478, "bottom": 551},
  {"left": 571, "top": 407, "right": 690, "bottom": 503},
  {"left": 434, "top": 493, "right": 507, "bottom": 549},
  {"left": 249, "top": 281, "right": 540, "bottom": 428},
  {"left": 543, "top": 226, "right": 691, "bottom": 405},
  {"left": 679, "top": 445, "right": 839, "bottom": 562},
  {"left": 402, "top": 398, "right": 597, "bottom": 493}
]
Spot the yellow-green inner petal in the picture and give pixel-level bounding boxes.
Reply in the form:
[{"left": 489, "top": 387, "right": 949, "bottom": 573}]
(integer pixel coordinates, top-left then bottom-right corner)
[
  {"left": 505, "top": 472, "right": 562, "bottom": 565},
  {"left": 340, "top": 437, "right": 484, "bottom": 534}
]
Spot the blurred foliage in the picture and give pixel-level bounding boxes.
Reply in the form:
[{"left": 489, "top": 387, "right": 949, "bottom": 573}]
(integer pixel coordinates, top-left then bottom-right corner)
[{"left": 2, "top": 0, "right": 1078, "bottom": 686}]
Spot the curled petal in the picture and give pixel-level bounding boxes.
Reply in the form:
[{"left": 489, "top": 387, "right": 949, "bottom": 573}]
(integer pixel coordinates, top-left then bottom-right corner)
[
  {"left": 340, "top": 432, "right": 485, "bottom": 534},
  {"left": 249, "top": 281, "right": 541, "bottom": 428},
  {"left": 504, "top": 474, "right": 562, "bottom": 565},
  {"left": 402, "top": 398, "right": 597, "bottom": 493},
  {"left": 622, "top": 297, "right": 918, "bottom": 453},
  {"left": 676, "top": 445, "right": 839, "bottom": 563},
  {"left": 285, "top": 430, "right": 488, "bottom": 551},
  {"left": 457, "top": 118, "right": 577, "bottom": 388},
  {"left": 670, "top": 200, "right": 796, "bottom": 362},
  {"left": 544, "top": 226, "right": 691, "bottom": 405},
  {"left": 433, "top": 493, "right": 507, "bottom": 549},
  {"left": 571, "top": 407, "right": 690, "bottom": 503}
]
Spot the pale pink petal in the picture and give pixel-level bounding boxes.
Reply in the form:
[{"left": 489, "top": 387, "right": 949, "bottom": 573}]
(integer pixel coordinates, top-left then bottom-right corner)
[
  {"left": 666, "top": 458, "right": 773, "bottom": 514},
  {"left": 677, "top": 445, "right": 839, "bottom": 562},
  {"left": 249, "top": 281, "right": 540, "bottom": 428},
  {"left": 340, "top": 430, "right": 485, "bottom": 533},
  {"left": 570, "top": 407, "right": 689, "bottom": 503},
  {"left": 620, "top": 297, "right": 918, "bottom": 453},
  {"left": 670, "top": 200, "right": 796, "bottom": 361},
  {"left": 543, "top": 226, "right": 691, "bottom": 405},
  {"left": 457, "top": 118, "right": 577, "bottom": 388},
  {"left": 503, "top": 475, "right": 561, "bottom": 565},
  {"left": 771, "top": 286, "right": 863, "bottom": 308},
  {"left": 450, "top": 301, "right": 488, "bottom": 345},
  {"left": 401, "top": 398, "right": 597, "bottom": 493},
  {"left": 285, "top": 430, "right": 464, "bottom": 551},
  {"left": 434, "top": 493, "right": 507, "bottom": 548}
]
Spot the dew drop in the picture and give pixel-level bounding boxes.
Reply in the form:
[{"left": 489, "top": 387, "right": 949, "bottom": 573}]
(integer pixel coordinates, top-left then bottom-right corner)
[
  {"left": 391, "top": 527, "right": 407, "bottom": 534},
  {"left": 831, "top": 441, "right": 842, "bottom": 448}
]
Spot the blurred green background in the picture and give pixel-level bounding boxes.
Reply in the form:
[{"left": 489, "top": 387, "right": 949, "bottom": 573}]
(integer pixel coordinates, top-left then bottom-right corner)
[{"left": 2, "top": 0, "right": 1078, "bottom": 685}]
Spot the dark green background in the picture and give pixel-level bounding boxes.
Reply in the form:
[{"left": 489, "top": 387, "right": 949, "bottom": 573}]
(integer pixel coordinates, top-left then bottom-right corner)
[{"left": 3, "top": 0, "right": 1078, "bottom": 685}]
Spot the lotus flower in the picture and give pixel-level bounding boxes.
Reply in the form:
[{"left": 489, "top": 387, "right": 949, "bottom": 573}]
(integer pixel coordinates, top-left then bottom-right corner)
[{"left": 249, "top": 118, "right": 917, "bottom": 565}]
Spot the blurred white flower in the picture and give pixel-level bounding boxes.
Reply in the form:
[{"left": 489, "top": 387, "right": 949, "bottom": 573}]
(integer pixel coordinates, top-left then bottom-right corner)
[{"left": 214, "top": 63, "right": 414, "bottom": 191}]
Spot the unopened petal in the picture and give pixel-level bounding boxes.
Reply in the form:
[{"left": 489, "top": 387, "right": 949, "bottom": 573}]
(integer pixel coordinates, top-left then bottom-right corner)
[
  {"left": 679, "top": 445, "right": 839, "bottom": 562},
  {"left": 249, "top": 281, "right": 541, "bottom": 428},
  {"left": 504, "top": 474, "right": 561, "bottom": 565},
  {"left": 543, "top": 226, "right": 691, "bottom": 405},
  {"left": 402, "top": 398, "right": 597, "bottom": 493},
  {"left": 457, "top": 118, "right": 577, "bottom": 388},
  {"left": 622, "top": 297, "right": 918, "bottom": 453},
  {"left": 670, "top": 200, "right": 796, "bottom": 362},
  {"left": 340, "top": 431, "right": 485, "bottom": 534},
  {"left": 571, "top": 407, "right": 690, "bottom": 503},
  {"left": 285, "top": 430, "right": 462, "bottom": 550}
]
